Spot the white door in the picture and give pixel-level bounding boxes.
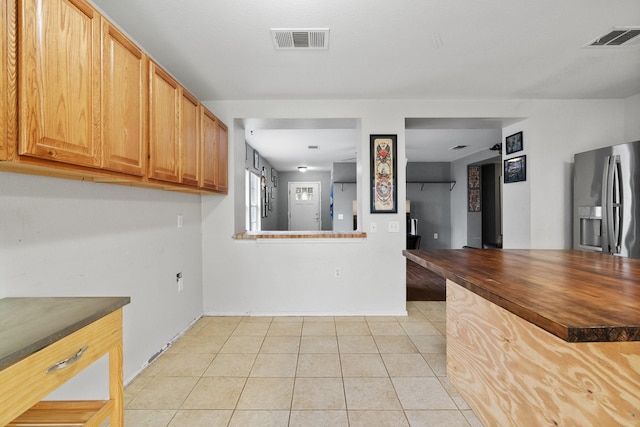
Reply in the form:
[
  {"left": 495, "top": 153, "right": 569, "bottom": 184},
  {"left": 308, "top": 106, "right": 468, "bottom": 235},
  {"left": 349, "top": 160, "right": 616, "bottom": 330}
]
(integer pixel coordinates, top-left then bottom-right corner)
[{"left": 289, "top": 182, "right": 321, "bottom": 230}]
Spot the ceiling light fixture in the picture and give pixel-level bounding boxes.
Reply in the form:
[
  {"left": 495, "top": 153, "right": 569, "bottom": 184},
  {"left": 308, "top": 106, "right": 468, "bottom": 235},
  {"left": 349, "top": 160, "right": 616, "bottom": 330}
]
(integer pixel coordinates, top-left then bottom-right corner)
[{"left": 297, "top": 166, "right": 308, "bottom": 173}]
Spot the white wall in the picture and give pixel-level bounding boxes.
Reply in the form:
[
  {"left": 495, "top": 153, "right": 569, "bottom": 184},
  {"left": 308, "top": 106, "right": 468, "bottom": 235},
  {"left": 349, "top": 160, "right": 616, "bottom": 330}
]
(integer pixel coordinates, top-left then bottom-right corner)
[
  {"left": 201, "top": 98, "right": 626, "bottom": 316},
  {"left": 0, "top": 173, "right": 205, "bottom": 397},
  {"left": 526, "top": 100, "right": 625, "bottom": 249},
  {"left": 0, "top": 96, "right": 631, "bottom": 399},
  {"left": 202, "top": 100, "right": 407, "bottom": 316},
  {"left": 333, "top": 183, "right": 357, "bottom": 232},
  {"left": 502, "top": 120, "right": 531, "bottom": 248},
  {"left": 626, "top": 93, "right": 640, "bottom": 142}
]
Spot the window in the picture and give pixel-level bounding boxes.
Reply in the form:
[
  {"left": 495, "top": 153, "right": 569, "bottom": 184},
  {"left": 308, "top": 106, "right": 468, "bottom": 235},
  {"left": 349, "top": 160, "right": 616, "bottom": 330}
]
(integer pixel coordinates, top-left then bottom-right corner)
[{"left": 246, "top": 170, "right": 261, "bottom": 231}]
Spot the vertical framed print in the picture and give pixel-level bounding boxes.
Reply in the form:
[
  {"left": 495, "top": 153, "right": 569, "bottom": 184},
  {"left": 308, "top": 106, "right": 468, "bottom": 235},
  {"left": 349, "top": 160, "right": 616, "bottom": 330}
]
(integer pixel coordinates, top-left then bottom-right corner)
[
  {"left": 370, "top": 134, "right": 397, "bottom": 213},
  {"left": 467, "top": 165, "right": 481, "bottom": 212}
]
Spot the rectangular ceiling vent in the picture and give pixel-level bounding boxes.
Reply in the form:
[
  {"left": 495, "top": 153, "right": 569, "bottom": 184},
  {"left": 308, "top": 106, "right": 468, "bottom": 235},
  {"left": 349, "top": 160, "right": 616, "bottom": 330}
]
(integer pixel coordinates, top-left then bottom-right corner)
[
  {"left": 271, "top": 28, "right": 329, "bottom": 50},
  {"left": 586, "top": 27, "right": 640, "bottom": 47},
  {"left": 308, "top": 145, "right": 319, "bottom": 150}
]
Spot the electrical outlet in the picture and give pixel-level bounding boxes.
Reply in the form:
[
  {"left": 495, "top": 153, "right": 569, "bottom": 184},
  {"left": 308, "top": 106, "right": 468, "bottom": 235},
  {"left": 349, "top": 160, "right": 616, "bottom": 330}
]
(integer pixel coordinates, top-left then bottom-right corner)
[
  {"left": 334, "top": 267, "right": 341, "bottom": 278},
  {"left": 176, "top": 272, "right": 183, "bottom": 292},
  {"left": 434, "top": 233, "right": 439, "bottom": 240},
  {"left": 177, "top": 214, "right": 183, "bottom": 228},
  {"left": 388, "top": 221, "right": 400, "bottom": 232},
  {"left": 370, "top": 222, "right": 378, "bottom": 232}
]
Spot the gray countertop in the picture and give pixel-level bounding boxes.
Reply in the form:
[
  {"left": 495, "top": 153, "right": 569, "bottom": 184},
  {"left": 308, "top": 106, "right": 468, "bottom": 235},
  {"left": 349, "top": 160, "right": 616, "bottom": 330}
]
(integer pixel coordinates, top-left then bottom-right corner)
[{"left": 0, "top": 297, "right": 130, "bottom": 370}]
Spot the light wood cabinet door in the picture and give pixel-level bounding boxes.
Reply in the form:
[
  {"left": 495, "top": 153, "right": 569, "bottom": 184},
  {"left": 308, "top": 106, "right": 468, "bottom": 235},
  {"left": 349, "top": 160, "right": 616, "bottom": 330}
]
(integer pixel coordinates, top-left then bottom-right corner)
[
  {"left": 215, "top": 120, "right": 228, "bottom": 193},
  {"left": 1, "top": 0, "right": 16, "bottom": 161},
  {"left": 102, "top": 20, "right": 147, "bottom": 176},
  {"left": 149, "top": 62, "right": 180, "bottom": 183},
  {"left": 200, "top": 107, "right": 228, "bottom": 193},
  {"left": 180, "top": 90, "right": 200, "bottom": 186},
  {"left": 19, "top": 0, "right": 101, "bottom": 167},
  {"left": 200, "top": 107, "right": 218, "bottom": 191}
]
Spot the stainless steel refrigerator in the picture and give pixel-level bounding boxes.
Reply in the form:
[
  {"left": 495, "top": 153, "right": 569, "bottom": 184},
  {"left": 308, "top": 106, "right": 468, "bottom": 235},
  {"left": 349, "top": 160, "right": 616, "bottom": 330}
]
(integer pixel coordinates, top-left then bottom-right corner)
[{"left": 573, "top": 140, "right": 640, "bottom": 258}]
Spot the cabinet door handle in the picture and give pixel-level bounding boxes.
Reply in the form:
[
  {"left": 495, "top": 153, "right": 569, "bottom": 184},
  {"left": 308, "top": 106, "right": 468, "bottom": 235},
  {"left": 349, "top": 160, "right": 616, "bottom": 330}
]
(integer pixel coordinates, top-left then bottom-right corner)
[{"left": 46, "top": 345, "right": 89, "bottom": 374}]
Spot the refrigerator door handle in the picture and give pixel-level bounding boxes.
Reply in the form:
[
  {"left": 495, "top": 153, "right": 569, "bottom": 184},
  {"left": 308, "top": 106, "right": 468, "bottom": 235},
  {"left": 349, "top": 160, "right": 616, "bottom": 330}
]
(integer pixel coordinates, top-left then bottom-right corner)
[
  {"left": 604, "top": 155, "right": 623, "bottom": 254},
  {"left": 612, "top": 156, "right": 623, "bottom": 253}
]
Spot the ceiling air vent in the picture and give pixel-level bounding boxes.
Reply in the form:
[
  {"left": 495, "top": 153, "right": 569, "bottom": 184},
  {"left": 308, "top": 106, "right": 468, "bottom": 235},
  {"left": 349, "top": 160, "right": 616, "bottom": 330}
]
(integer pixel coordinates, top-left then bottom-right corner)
[
  {"left": 271, "top": 28, "right": 329, "bottom": 50},
  {"left": 586, "top": 27, "right": 640, "bottom": 47},
  {"left": 449, "top": 145, "right": 468, "bottom": 150}
]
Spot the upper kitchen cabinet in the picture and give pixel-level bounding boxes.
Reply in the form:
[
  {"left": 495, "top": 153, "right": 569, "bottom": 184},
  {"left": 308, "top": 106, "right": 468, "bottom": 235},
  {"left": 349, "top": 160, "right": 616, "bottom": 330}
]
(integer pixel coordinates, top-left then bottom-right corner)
[
  {"left": 101, "top": 20, "right": 147, "bottom": 176},
  {"left": 3, "top": 0, "right": 227, "bottom": 194},
  {"left": 149, "top": 62, "right": 180, "bottom": 183},
  {"left": 1, "top": 0, "right": 16, "bottom": 161},
  {"left": 19, "top": 0, "right": 101, "bottom": 167},
  {"left": 201, "top": 107, "right": 228, "bottom": 193},
  {"left": 215, "top": 119, "right": 228, "bottom": 193},
  {"left": 180, "top": 89, "right": 200, "bottom": 187}
]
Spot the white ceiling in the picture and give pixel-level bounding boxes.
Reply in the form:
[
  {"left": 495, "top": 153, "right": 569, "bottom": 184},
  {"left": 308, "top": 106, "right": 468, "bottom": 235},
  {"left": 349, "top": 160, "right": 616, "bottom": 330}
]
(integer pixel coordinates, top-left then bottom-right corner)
[{"left": 91, "top": 0, "right": 640, "bottom": 169}]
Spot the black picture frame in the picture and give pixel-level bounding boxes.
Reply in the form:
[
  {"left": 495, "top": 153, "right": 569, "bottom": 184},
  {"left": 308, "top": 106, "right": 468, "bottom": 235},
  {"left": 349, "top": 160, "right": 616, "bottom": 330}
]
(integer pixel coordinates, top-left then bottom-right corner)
[
  {"left": 505, "top": 131, "right": 523, "bottom": 155},
  {"left": 504, "top": 155, "right": 526, "bottom": 183},
  {"left": 370, "top": 134, "right": 397, "bottom": 213},
  {"left": 253, "top": 150, "right": 260, "bottom": 170}
]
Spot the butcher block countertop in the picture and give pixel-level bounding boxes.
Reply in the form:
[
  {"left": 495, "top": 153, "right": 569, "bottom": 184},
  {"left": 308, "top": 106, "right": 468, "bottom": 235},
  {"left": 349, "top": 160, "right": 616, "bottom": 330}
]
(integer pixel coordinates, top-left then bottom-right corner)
[
  {"left": 0, "top": 297, "right": 130, "bottom": 370},
  {"left": 403, "top": 249, "right": 640, "bottom": 342}
]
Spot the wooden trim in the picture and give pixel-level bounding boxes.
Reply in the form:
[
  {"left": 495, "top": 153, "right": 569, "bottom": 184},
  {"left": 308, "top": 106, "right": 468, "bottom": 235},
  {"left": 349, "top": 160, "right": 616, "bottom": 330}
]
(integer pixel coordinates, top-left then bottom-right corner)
[{"left": 233, "top": 231, "right": 368, "bottom": 240}]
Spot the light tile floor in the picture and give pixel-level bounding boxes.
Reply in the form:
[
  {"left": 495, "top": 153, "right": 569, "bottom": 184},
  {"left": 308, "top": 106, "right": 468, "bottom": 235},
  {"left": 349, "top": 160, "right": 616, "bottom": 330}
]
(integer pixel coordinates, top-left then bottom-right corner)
[{"left": 118, "top": 301, "right": 484, "bottom": 426}]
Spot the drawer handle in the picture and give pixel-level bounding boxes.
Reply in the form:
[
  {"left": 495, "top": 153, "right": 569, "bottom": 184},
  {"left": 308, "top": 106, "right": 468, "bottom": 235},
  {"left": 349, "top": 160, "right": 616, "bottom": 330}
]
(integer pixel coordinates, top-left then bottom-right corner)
[{"left": 46, "top": 345, "right": 89, "bottom": 374}]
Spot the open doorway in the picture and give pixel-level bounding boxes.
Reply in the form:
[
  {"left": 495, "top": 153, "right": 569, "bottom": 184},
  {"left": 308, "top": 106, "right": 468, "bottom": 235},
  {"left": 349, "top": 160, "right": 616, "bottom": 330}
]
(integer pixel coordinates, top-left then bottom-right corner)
[
  {"left": 467, "top": 157, "right": 503, "bottom": 248},
  {"left": 404, "top": 117, "right": 520, "bottom": 301}
]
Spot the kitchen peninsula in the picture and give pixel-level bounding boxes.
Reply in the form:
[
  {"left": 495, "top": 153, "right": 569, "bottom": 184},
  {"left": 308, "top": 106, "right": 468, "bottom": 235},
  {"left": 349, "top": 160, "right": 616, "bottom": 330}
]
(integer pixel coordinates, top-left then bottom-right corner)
[{"left": 404, "top": 249, "right": 640, "bottom": 426}]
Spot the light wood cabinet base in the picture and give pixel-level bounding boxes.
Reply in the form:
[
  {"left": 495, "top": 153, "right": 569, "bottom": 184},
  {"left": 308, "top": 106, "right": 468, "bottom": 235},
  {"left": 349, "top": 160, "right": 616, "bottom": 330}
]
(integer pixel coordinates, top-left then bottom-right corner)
[
  {"left": 1, "top": 310, "right": 125, "bottom": 427},
  {"left": 8, "top": 401, "right": 113, "bottom": 426},
  {"left": 446, "top": 280, "right": 640, "bottom": 426}
]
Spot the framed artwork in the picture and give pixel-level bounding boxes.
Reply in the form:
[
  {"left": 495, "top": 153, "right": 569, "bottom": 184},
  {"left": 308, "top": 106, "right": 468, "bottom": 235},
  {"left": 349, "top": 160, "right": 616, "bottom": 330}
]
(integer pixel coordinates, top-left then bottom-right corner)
[
  {"left": 253, "top": 150, "right": 260, "bottom": 170},
  {"left": 504, "top": 155, "right": 526, "bottom": 183},
  {"left": 370, "top": 134, "right": 397, "bottom": 213},
  {"left": 505, "top": 131, "right": 523, "bottom": 155},
  {"left": 467, "top": 165, "right": 481, "bottom": 212},
  {"left": 468, "top": 189, "right": 481, "bottom": 212}
]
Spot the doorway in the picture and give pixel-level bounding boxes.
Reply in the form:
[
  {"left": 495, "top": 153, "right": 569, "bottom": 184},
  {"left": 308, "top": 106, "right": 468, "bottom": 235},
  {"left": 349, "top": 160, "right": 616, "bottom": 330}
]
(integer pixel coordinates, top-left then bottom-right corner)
[{"left": 288, "top": 182, "right": 321, "bottom": 231}]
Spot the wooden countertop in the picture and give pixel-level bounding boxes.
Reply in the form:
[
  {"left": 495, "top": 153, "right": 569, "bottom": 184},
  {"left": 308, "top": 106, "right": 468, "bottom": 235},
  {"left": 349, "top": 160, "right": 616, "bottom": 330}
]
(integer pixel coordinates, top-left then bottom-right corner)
[
  {"left": 0, "top": 297, "right": 130, "bottom": 370},
  {"left": 403, "top": 249, "right": 640, "bottom": 342}
]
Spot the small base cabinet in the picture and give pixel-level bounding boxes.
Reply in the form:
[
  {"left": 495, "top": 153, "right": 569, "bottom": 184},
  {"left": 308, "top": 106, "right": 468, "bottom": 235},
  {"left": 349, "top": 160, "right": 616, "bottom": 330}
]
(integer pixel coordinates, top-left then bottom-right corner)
[{"left": 1, "top": 309, "right": 126, "bottom": 426}]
